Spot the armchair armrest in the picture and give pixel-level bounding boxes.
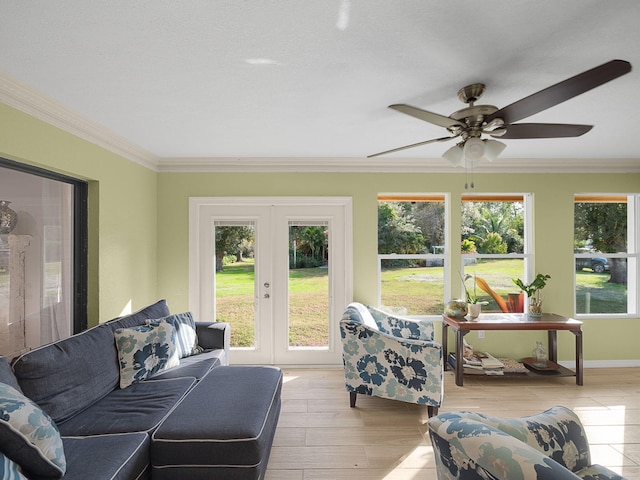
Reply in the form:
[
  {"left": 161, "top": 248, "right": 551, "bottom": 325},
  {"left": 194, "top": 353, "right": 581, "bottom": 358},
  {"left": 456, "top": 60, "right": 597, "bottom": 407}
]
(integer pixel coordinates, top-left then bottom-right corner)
[
  {"left": 428, "top": 413, "right": 583, "bottom": 480},
  {"left": 465, "top": 406, "right": 591, "bottom": 472},
  {"left": 380, "top": 316, "right": 435, "bottom": 341},
  {"left": 365, "top": 305, "right": 435, "bottom": 341},
  {"left": 195, "top": 321, "right": 230, "bottom": 356}
]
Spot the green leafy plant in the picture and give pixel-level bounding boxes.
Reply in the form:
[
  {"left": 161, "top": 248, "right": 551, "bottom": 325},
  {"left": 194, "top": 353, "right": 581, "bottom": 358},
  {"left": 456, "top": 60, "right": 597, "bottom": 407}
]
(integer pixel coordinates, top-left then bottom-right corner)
[
  {"left": 512, "top": 273, "right": 551, "bottom": 310},
  {"left": 461, "top": 273, "right": 489, "bottom": 305}
]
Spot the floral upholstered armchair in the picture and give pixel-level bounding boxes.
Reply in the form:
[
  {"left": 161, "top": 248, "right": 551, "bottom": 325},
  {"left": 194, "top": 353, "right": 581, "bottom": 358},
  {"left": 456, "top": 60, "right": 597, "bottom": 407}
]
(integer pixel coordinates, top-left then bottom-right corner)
[
  {"left": 339, "top": 302, "right": 443, "bottom": 417},
  {"left": 428, "top": 406, "right": 626, "bottom": 480}
]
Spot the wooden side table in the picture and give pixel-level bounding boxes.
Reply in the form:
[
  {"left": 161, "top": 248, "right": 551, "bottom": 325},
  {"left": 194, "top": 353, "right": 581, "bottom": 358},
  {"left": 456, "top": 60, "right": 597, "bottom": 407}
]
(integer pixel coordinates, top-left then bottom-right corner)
[{"left": 442, "top": 312, "right": 583, "bottom": 386}]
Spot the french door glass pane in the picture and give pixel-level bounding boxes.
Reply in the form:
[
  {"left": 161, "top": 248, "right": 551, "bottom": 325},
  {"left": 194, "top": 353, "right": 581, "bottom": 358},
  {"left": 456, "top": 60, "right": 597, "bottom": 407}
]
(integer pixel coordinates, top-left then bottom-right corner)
[
  {"left": 288, "top": 223, "right": 329, "bottom": 349},
  {"left": 214, "top": 223, "right": 256, "bottom": 348}
]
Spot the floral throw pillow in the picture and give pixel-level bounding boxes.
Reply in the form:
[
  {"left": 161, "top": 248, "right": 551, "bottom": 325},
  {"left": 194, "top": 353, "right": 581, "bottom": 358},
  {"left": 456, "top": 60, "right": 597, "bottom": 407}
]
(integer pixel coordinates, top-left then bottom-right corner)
[
  {"left": 114, "top": 320, "right": 179, "bottom": 389},
  {"left": 0, "top": 382, "right": 66, "bottom": 478}
]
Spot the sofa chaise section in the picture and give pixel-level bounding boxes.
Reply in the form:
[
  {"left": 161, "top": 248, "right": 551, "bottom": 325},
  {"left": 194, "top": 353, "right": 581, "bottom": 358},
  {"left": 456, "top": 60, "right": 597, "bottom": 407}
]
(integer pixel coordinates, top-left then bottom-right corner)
[{"left": 151, "top": 365, "right": 283, "bottom": 480}]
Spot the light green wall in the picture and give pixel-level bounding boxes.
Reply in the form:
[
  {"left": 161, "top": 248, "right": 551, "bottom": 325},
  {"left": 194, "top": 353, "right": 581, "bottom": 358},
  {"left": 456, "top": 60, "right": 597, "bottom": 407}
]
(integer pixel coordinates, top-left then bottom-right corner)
[
  {"left": 0, "top": 103, "right": 159, "bottom": 324},
  {"left": 2, "top": 101, "right": 639, "bottom": 362},
  {"left": 157, "top": 171, "right": 640, "bottom": 363}
]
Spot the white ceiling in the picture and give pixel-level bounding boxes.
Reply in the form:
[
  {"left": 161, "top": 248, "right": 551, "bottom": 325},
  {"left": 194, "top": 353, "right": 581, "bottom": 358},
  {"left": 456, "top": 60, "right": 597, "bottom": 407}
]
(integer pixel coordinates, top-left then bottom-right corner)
[{"left": 1, "top": 1, "right": 640, "bottom": 172}]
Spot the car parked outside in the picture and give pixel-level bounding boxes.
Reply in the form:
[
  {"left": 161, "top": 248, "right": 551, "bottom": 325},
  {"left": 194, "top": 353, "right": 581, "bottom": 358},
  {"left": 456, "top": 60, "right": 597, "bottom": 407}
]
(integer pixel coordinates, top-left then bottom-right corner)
[{"left": 575, "top": 257, "right": 609, "bottom": 273}]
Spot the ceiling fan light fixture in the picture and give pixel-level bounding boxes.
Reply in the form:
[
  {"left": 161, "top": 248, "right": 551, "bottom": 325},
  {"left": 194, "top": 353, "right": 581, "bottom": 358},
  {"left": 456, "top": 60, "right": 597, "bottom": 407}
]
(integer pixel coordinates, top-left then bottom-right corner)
[
  {"left": 463, "top": 137, "right": 484, "bottom": 161},
  {"left": 483, "top": 139, "right": 506, "bottom": 162},
  {"left": 443, "top": 144, "right": 464, "bottom": 166}
]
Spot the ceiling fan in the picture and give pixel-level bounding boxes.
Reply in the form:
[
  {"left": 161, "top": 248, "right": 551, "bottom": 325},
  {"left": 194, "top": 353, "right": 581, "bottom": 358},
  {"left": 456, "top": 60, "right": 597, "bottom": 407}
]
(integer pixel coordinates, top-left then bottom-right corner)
[{"left": 368, "top": 59, "right": 632, "bottom": 165}]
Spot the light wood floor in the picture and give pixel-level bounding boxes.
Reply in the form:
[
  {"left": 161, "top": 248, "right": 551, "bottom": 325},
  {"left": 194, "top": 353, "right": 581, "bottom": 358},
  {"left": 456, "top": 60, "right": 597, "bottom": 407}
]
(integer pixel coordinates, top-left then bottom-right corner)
[{"left": 265, "top": 367, "right": 640, "bottom": 480}]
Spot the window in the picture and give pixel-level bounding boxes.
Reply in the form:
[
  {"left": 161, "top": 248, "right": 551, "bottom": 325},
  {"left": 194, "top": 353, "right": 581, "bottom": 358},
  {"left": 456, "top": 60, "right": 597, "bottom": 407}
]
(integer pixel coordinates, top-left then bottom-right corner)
[
  {"left": 574, "top": 194, "right": 638, "bottom": 316},
  {"left": 0, "top": 158, "right": 87, "bottom": 357},
  {"left": 461, "top": 194, "right": 531, "bottom": 313},
  {"left": 377, "top": 194, "right": 447, "bottom": 316}
]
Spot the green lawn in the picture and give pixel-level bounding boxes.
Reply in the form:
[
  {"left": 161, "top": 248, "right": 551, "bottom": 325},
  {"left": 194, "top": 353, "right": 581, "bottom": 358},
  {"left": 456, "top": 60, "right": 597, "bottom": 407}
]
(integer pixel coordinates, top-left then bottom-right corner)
[
  {"left": 575, "top": 271, "right": 627, "bottom": 314},
  {"left": 215, "top": 260, "right": 329, "bottom": 347},
  {"left": 216, "top": 259, "right": 627, "bottom": 347}
]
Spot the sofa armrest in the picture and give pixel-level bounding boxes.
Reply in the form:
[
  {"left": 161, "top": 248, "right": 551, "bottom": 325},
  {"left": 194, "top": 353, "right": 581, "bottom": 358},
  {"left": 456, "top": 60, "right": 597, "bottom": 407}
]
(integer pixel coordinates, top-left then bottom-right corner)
[{"left": 196, "top": 322, "right": 230, "bottom": 354}]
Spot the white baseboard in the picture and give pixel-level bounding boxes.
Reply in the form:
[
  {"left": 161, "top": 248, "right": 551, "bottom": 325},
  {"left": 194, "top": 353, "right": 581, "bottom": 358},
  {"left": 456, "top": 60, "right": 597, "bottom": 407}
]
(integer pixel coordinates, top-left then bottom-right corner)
[{"left": 558, "top": 359, "right": 640, "bottom": 369}]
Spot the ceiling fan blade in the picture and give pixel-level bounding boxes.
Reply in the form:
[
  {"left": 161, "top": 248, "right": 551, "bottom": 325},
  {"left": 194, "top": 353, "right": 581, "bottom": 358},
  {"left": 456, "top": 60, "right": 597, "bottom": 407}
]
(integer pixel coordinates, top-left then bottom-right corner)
[
  {"left": 495, "top": 123, "right": 593, "bottom": 139},
  {"left": 389, "top": 104, "right": 466, "bottom": 129},
  {"left": 486, "top": 59, "right": 632, "bottom": 124},
  {"left": 368, "top": 135, "right": 457, "bottom": 158}
]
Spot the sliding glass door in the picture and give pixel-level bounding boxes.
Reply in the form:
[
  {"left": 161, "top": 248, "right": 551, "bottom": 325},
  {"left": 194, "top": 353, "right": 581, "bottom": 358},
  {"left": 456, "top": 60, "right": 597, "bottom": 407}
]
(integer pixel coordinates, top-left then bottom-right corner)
[{"left": 0, "top": 158, "right": 87, "bottom": 358}]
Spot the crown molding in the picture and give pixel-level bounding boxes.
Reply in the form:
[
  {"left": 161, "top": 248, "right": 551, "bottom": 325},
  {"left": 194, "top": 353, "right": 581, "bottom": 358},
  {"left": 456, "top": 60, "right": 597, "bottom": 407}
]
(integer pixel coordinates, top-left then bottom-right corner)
[
  {"left": 0, "top": 71, "right": 159, "bottom": 171},
  {"left": 157, "top": 156, "right": 640, "bottom": 173}
]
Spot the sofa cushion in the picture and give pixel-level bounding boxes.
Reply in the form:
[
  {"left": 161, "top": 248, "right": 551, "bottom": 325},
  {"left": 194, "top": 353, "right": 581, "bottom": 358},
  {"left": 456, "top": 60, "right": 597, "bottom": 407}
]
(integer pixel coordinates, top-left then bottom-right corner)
[
  {"left": 0, "top": 383, "right": 66, "bottom": 478},
  {"left": 114, "top": 320, "right": 180, "bottom": 389},
  {"left": 12, "top": 323, "right": 120, "bottom": 424},
  {"left": 0, "top": 357, "right": 21, "bottom": 393},
  {"left": 57, "top": 377, "right": 195, "bottom": 436},
  {"left": 158, "top": 312, "right": 202, "bottom": 358},
  {"left": 61, "top": 433, "right": 149, "bottom": 480},
  {"left": 106, "top": 299, "right": 171, "bottom": 330},
  {"left": 0, "top": 452, "right": 28, "bottom": 480},
  {"left": 151, "top": 366, "right": 282, "bottom": 479},
  {"left": 151, "top": 349, "right": 224, "bottom": 381}
]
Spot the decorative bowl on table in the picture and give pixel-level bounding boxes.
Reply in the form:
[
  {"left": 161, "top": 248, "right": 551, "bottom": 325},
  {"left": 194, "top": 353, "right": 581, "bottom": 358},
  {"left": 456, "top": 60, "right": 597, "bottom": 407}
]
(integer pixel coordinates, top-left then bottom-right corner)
[{"left": 444, "top": 299, "right": 468, "bottom": 319}]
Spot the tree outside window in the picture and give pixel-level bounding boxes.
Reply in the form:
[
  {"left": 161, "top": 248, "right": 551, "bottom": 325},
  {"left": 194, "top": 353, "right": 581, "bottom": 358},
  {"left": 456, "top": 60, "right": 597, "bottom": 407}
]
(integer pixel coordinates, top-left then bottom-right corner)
[{"left": 574, "top": 195, "right": 635, "bottom": 315}]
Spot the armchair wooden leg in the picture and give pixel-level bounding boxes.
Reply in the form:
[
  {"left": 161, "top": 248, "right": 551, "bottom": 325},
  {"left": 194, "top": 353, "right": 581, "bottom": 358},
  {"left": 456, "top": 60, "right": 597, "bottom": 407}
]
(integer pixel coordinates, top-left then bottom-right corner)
[
  {"left": 350, "top": 392, "right": 357, "bottom": 408},
  {"left": 428, "top": 406, "right": 439, "bottom": 418}
]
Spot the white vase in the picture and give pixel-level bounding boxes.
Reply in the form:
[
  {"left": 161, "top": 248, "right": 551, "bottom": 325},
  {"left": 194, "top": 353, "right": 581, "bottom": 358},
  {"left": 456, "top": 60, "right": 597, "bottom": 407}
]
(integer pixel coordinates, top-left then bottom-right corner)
[{"left": 467, "top": 303, "right": 481, "bottom": 319}]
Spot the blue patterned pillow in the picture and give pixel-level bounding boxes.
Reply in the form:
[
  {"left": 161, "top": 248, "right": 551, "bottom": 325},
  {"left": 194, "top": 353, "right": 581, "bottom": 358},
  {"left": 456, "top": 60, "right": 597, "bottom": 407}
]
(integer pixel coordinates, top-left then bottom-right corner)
[
  {"left": 114, "top": 320, "right": 179, "bottom": 389},
  {"left": 0, "top": 382, "right": 66, "bottom": 478},
  {"left": 157, "top": 312, "right": 202, "bottom": 358},
  {"left": 0, "top": 452, "right": 28, "bottom": 480}
]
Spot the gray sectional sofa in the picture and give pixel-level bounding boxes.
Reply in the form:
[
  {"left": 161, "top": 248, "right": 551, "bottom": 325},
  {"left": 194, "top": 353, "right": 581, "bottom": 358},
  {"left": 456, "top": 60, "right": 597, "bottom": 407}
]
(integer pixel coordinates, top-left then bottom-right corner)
[{"left": 0, "top": 299, "right": 282, "bottom": 480}]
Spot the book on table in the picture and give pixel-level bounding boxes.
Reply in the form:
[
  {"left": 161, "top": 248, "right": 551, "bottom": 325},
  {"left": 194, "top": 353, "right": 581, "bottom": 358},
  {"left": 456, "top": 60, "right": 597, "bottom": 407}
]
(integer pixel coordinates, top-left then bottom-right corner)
[{"left": 452, "top": 352, "right": 528, "bottom": 376}]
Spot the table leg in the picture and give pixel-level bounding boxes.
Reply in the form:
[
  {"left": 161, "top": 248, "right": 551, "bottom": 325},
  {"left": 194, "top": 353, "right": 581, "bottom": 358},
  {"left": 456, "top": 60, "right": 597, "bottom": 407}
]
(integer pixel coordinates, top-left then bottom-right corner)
[
  {"left": 547, "top": 330, "right": 558, "bottom": 363},
  {"left": 455, "top": 330, "right": 468, "bottom": 387},
  {"left": 573, "top": 329, "right": 583, "bottom": 386},
  {"left": 442, "top": 322, "right": 449, "bottom": 371}
]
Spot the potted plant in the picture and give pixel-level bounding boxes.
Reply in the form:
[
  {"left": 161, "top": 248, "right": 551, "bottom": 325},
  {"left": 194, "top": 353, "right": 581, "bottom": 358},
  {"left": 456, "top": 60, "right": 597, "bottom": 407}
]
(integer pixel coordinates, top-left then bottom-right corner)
[
  {"left": 512, "top": 273, "right": 551, "bottom": 317},
  {"left": 462, "top": 274, "right": 488, "bottom": 318}
]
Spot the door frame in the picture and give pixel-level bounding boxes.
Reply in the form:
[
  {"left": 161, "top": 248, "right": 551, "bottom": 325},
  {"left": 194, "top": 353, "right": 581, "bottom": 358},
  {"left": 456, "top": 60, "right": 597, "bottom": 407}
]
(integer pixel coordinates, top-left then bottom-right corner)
[{"left": 189, "top": 196, "right": 353, "bottom": 366}]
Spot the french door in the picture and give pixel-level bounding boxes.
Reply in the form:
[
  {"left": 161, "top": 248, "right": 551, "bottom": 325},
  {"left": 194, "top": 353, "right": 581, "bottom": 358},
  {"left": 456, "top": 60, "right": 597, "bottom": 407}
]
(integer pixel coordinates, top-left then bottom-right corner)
[{"left": 189, "top": 197, "right": 352, "bottom": 366}]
